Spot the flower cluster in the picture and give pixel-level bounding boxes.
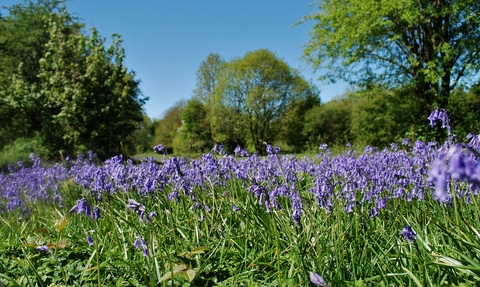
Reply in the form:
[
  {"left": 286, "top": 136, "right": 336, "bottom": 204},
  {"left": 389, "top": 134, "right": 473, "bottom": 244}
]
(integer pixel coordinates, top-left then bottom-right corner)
[{"left": 0, "top": 154, "right": 69, "bottom": 215}]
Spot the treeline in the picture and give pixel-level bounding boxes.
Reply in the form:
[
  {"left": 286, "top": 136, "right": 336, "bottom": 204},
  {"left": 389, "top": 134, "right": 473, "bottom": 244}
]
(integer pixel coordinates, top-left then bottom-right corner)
[
  {"left": 138, "top": 56, "right": 480, "bottom": 155},
  {"left": 0, "top": 0, "right": 146, "bottom": 162},
  {"left": 139, "top": 0, "right": 480, "bottom": 155},
  {"left": 2, "top": 0, "right": 480, "bottom": 162}
]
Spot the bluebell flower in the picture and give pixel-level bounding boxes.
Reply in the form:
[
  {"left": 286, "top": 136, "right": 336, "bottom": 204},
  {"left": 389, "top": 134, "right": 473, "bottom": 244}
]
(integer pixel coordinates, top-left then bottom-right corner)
[
  {"left": 92, "top": 206, "right": 101, "bottom": 220},
  {"left": 86, "top": 234, "right": 94, "bottom": 246},
  {"left": 309, "top": 272, "right": 328, "bottom": 286},
  {"left": 232, "top": 204, "right": 240, "bottom": 212},
  {"left": 69, "top": 198, "right": 90, "bottom": 215},
  {"left": 133, "top": 236, "right": 143, "bottom": 249},
  {"left": 36, "top": 245, "right": 51, "bottom": 253},
  {"left": 400, "top": 226, "right": 417, "bottom": 242},
  {"left": 143, "top": 247, "right": 149, "bottom": 257},
  {"left": 153, "top": 144, "right": 166, "bottom": 154}
]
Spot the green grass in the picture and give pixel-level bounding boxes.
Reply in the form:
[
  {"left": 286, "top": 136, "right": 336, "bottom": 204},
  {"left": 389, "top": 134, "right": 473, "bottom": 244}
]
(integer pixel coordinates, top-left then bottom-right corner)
[{"left": 1, "top": 176, "right": 480, "bottom": 286}]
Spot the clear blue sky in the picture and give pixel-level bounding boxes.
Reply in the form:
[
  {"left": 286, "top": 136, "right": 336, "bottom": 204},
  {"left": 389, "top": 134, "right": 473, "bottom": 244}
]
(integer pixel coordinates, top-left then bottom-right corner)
[{"left": 3, "top": 0, "right": 348, "bottom": 119}]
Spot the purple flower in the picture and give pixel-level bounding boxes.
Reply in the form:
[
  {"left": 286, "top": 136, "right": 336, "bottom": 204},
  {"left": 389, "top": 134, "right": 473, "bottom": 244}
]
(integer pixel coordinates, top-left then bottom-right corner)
[
  {"left": 146, "top": 211, "right": 157, "bottom": 222},
  {"left": 263, "top": 142, "right": 280, "bottom": 154},
  {"left": 127, "top": 199, "right": 144, "bottom": 211},
  {"left": 234, "top": 146, "right": 242, "bottom": 157},
  {"left": 153, "top": 144, "right": 166, "bottom": 154},
  {"left": 212, "top": 143, "right": 226, "bottom": 156},
  {"left": 36, "top": 245, "right": 51, "bottom": 253},
  {"left": 232, "top": 204, "right": 240, "bottom": 212},
  {"left": 92, "top": 206, "right": 101, "bottom": 220},
  {"left": 88, "top": 150, "right": 96, "bottom": 161},
  {"left": 133, "top": 236, "right": 149, "bottom": 256},
  {"left": 428, "top": 157, "right": 450, "bottom": 203},
  {"left": 309, "top": 272, "right": 328, "bottom": 286},
  {"left": 86, "top": 234, "right": 94, "bottom": 246},
  {"left": 69, "top": 198, "right": 90, "bottom": 215},
  {"left": 428, "top": 108, "right": 452, "bottom": 135},
  {"left": 400, "top": 226, "right": 417, "bottom": 242},
  {"left": 319, "top": 143, "right": 328, "bottom": 149},
  {"left": 143, "top": 247, "right": 149, "bottom": 257},
  {"left": 344, "top": 203, "right": 354, "bottom": 213},
  {"left": 133, "top": 236, "right": 143, "bottom": 249}
]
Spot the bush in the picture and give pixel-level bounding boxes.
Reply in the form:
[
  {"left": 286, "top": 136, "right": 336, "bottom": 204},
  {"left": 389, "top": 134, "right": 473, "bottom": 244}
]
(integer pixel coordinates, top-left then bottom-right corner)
[{"left": 0, "top": 136, "right": 50, "bottom": 172}]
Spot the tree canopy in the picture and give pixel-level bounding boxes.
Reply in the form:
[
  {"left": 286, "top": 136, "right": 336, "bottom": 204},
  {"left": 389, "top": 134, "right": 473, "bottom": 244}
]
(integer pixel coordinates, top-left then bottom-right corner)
[
  {"left": 0, "top": 0, "right": 146, "bottom": 159},
  {"left": 211, "top": 49, "right": 320, "bottom": 153},
  {"left": 300, "top": 0, "right": 480, "bottom": 116}
]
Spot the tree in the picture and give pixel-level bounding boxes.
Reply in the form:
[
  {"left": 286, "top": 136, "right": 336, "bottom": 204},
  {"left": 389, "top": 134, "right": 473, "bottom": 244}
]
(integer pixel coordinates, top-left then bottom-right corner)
[
  {"left": 212, "top": 49, "right": 320, "bottom": 153},
  {"left": 447, "top": 83, "right": 480, "bottom": 140},
  {"left": 280, "top": 93, "right": 320, "bottom": 152},
  {"left": 303, "top": 96, "right": 354, "bottom": 148},
  {"left": 174, "top": 99, "right": 213, "bottom": 154},
  {"left": 153, "top": 100, "right": 186, "bottom": 154},
  {"left": 0, "top": 1, "right": 146, "bottom": 159},
  {"left": 184, "top": 52, "right": 224, "bottom": 149},
  {"left": 0, "top": 0, "right": 83, "bottom": 148},
  {"left": 192, "top": 52, "right": 224, "bottom": 104},
  {"left": 300, "top": 0, "right": 480, "bottom": 118},
  {"left": 133, "top": 115, "right": 158, "bottom": 154},
  {"left": 0, "top": 0, "right": 82, "bottom": 85},
  {"left": 349, "top": 86, "right": 422, "bottom": 147}
]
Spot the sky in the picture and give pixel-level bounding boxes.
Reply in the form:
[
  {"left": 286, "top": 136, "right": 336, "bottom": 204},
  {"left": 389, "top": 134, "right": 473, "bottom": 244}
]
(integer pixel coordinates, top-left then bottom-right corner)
[{"left": 2, "top": 0, "right": 348, "bottom": 119}]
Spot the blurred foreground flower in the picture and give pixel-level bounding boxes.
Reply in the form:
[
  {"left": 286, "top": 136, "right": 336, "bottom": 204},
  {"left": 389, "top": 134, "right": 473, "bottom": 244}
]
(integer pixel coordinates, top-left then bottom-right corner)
[
  {"left": 36, "top": 245, "right": 51, "bottom": 252},
  {"left": 309, "top": 272, "right": 328, "bottom": 286}
]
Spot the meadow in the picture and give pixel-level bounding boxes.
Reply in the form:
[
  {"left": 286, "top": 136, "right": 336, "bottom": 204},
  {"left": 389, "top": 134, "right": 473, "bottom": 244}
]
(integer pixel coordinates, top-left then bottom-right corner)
[{"left": 1, "top": 110, "right": 480, "bottom": 286}]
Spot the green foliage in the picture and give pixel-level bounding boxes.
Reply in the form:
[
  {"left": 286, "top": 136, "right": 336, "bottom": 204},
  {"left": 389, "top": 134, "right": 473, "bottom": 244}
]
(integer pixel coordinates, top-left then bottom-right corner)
[
  {"left": 0, "top": 0, "right": 82, "bottom": 86},
  {"left": 303, "top": 96, "right": 354, "bottom": 149},
  {"left": 174, "top": 53, "right": 224, "bottom": 154},
  {"left": 448, "top": 83, "right": 480, "bottom": 141},
  {"left": 0, "top": 0, "right": 146, "bottom": 160},
  {"left": 349, "top": 86, "right": 424, "bottom": 147},
  {"left": 0, "top": 135, "right": 50, "bottom": 172},
  {"left": 280, "top": 92, "right": 321, "bottom": 152},
  {"left": 192, "top": 52, "right": 224, "bottom": 105},
  {"left": 174, "top": 99, "right": 213, "bottom": 154},
  {"left": 300, "top": 0, "right": 480, "bottom": 116},
  {"left": 153, "top": 100, "right": 186, "bottom": 154},
  {"left": 133, "top": 115, "right": 157, "bottom": 154},
  {"left": 212, "top": 49, "right": 320, "bottom": 153}
]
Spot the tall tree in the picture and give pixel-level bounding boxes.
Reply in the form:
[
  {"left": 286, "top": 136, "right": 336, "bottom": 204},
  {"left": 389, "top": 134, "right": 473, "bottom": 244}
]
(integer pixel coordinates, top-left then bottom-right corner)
[
  {"left": 1, "top": 1, "right": 146, "bottom": 159},
  {"left": 213, "top": 49, "right": 319, "bottom": 153},
  {"left": 0, "top": 0, "right": 81, "bottom": 85},
  {"left": 300, "top": 0, "right": 480, "bottom": 117},
  {"left": 192, "top": 52, "right": 224, "bottom": 104},
  {"left": 0, "top": 0, "right": 83, "bottom": 147}
]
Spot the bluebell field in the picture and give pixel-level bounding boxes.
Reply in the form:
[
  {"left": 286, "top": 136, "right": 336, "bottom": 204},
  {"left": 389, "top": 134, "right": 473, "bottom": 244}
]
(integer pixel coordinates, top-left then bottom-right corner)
[{"left": 1, "top": 108, "right": 480, "bottom": 286}]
